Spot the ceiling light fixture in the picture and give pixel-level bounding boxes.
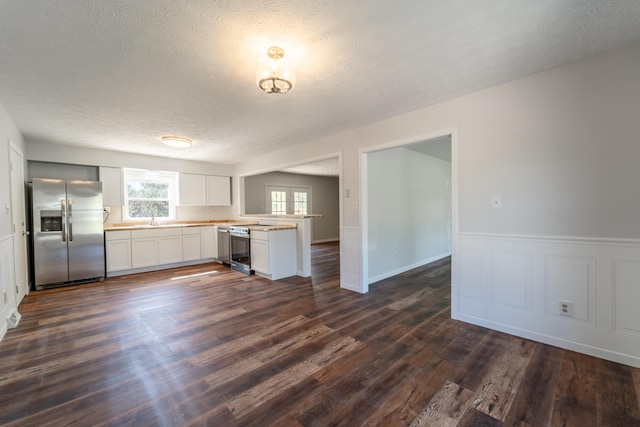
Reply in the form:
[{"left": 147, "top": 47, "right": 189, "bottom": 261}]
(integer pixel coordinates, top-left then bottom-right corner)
[
  {"left": 256, "top": 46, "right": 295, "bottom": 94},
  {"left": 161, "top": 135, "right": 192, "bottom": 148}
]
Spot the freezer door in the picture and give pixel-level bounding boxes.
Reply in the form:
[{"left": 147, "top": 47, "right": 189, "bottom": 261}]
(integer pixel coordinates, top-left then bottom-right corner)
[
  {"left": 68, "top": 209, "right": 105, "bottom": 281},
  {"left": 32, "top": 179, "right": 68, "bottom": 287},
  {"left": 66, "top": 180, "right": 103, "bottom": 210}
]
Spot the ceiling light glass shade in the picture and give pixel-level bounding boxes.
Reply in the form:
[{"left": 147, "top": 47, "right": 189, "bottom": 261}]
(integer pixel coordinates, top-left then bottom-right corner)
[
  {"left": 256, "top": 46, "right": 295, "bottom": 94},
  {"left": 161, "top": 136, "right": 192, "bottom": 148}
]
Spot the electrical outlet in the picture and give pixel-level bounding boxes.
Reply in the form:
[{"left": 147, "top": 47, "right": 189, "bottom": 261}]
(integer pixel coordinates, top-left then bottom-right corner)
[
  {"left": 491, "top": 196, "right": 502, "bottom": 209},
  {"left": 559, "top": 301, "right": 572, "bottom": 317},
  {"left": 104, "top": 206, "right": 111, "bottom": 213}
]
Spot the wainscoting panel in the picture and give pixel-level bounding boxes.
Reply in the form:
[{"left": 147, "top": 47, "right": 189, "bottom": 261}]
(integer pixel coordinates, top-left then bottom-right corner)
[
  {"left": 544, "top": 255, "right": 595, "bottom": 326},
  {"left": 613, "top": 259, "right": 640, "bottom": 336},
  {"left": 454, "top": 233, "right": 640, "bottom": 368},
  {"left": 490, "top": 251, "right": 531, "bottom": 314},
  {"left": 456, "top": 241, "right": 486, "bottom": 317}
]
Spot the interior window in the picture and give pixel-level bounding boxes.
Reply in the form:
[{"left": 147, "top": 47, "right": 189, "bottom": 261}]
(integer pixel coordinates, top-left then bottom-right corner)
[
  {"left": 123, "top": 169, "right": 177, "bottom": 220},
  {"left": 267, "top": 185, "right": 311, "bottom": 215},
  {"left": 293, "top": 191, "right": 308, "bottom": 215},
  {"left": 271, "top": 190, "right": 287, "bottom": 215}
]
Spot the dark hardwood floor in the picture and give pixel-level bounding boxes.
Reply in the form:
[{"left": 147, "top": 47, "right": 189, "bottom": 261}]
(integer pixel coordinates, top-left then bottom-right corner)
[{"left": 1, "top": 242, "right": 639, "bottom": 426}]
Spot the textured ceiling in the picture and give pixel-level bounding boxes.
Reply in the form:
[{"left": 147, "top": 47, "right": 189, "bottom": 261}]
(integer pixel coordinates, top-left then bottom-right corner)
[
  {"left": 1, "top": 1, "right": 640, "bottom": 166},
  {"left": 280, "top": 157, "right": 340, "bottom": 177}
]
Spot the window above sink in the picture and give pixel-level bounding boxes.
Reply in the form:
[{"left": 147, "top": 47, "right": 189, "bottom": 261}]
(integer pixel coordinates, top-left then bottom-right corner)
[{"left": 123, "top": 168, "right": 178, "bottom": 222}]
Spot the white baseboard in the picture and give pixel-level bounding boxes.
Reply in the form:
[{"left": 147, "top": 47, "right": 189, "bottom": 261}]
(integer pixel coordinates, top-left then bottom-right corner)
[
  {"left": 7, "top": 310, "right": 21, "bottom": 329},
  {"left": 340, "top": 282, "right": 365, "bottom": 293},
  {"left": 368, "top": 252, "right": 451, "bottom": 285},
  {"left": 457, "top": 313, "right": 640, "bottom": 368},
  {"left": 0, "top": 320, "right": 7, "bottom": 342},
  {"left": 312, "top": 238, "right": 340, "bottom": 244}
]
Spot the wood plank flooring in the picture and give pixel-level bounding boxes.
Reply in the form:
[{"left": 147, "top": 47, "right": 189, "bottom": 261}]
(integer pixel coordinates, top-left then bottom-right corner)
[{"left": 1, "top": 242, "right": 639, "bottom": 426}]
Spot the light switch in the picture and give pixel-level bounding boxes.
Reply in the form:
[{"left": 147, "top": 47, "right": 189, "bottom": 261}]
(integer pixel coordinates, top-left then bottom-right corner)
[{"left": 491, "top": 196, "right": 502, "bottom": 209}]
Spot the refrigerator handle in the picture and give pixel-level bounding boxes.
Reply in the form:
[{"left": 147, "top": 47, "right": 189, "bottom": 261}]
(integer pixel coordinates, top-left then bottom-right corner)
[
  {"left": 61, "top": 199, "right": 66, "bottom": 242},
  {"left": 68, "top": 198, "right": 73, "bottom": 241}
]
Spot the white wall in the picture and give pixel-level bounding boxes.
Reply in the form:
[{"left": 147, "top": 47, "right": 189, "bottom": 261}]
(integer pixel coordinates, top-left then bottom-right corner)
[
  {"left": 0, "top": 104, "right": 26, "bottom": 237},
  {"left": 0, "top": 101, "right": 26, "bottom": 340},
  {"left": 26, "top": 140, "right": 234, "bottom": 176},
  {"left": 234, "top": 44, "right": 640, "bottom": 367},
  {"left": 367, "top": 147, "right": 451, "bottom": 283}
]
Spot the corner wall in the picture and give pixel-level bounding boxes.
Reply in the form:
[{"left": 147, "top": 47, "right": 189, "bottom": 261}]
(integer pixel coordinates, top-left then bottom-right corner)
[{"left": 235, "top": 44, "right": 640, "bottom": 366}]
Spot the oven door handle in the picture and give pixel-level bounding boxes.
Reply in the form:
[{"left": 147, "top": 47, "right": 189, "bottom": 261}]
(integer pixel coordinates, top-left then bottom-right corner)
[{"left": 230, "top": 233, "right": 250, "bottom": 238}]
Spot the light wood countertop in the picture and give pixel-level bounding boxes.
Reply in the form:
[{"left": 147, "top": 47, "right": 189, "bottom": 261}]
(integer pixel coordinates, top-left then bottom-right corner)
[{"left": 104, "top": 220, "right": 257, "bottom": 232}]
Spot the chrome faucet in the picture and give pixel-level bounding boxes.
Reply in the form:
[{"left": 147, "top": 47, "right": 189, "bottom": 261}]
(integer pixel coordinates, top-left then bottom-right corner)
[{"left": 150, "top": 203, "right": 158, "bottom": 226}]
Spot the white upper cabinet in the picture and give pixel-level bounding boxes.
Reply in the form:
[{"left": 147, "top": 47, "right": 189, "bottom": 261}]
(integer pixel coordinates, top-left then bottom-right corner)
[
  {"left": 178, "top": 174, "right": 207, "bottom": 206},
  {"left": 206, "top": 175, "right": 231, "bottom": 206},
  {"left": 178, "top": 174, "right": 231, "bottom": 206},
  {"left": 99, "top": 166, "right": 124, "bottom": 206}
]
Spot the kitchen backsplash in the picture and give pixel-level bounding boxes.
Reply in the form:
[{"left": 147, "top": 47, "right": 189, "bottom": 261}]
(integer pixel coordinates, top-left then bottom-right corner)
[{"left": 103, "top": 205, "right": 234, "bottom": 224}]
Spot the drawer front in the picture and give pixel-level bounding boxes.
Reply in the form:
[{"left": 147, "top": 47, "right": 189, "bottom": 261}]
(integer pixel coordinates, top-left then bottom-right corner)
[
  {"left": 251, "top": 230, "right": 269, "bottom": 241},
  {"left": 182, "top": 227, "right": 201, "bottom": 235},
  {"left": 105, "top": 230, "right": 131, "bottom": 241},
  {"left": 131, "top": 228, "right": 182, "bottom": 238}
]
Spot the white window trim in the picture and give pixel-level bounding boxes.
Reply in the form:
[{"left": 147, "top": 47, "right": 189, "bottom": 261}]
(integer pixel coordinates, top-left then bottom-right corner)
[{"left": 123, "top": 168, "right": 178, "bottom": 221}]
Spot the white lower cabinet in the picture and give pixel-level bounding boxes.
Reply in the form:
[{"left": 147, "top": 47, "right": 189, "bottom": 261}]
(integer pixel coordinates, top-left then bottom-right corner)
[
  {"left": 251, "top": 239, "right": 269, "bottom": 273},
  {"left": 106, "top": 226, "right": 212, "bottom": 277},
  {"left": 182, "top": 228, "right": 201, "bottom": 261},
  {"left": 200, "top": 226, "right": 216, "bottom": 259},
  {"left": 250, "top": 229, "right": 296, "bottom": 280},
  {"left": 159, "top": 235, "right": 183, "bottom": 264},
  {"left": 106, "top": 240, "right": 131, "bottom": 271},
  {"left": 105, "top": 230, "right": 131, "bottom": 272},
  {"left": 131, "top": 237, "right": 158, "bottom": 268}
]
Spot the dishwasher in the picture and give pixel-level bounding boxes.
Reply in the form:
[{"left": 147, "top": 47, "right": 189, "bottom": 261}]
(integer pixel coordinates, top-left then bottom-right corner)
[{"left": 216, "top": 226, "right": 230, "bottom": 265}]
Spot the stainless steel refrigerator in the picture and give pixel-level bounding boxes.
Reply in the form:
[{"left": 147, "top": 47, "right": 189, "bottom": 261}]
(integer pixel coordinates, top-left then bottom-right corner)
[{"left": 32, "top": 178, "right": 105, "bottom": 290}]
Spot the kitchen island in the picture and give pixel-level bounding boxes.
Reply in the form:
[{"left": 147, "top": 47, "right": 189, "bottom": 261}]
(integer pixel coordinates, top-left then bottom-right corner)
[
  {"left": 241, "top": 214, "right": 322, "bottom": 278},
  {"left": 249, "top": 227, "right": 297, "bottom": 280}
]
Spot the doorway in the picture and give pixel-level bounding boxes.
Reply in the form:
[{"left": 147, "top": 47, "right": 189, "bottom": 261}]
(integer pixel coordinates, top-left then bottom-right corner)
[
  {"left": 9, "top": 143, "right": 29, "bottom": 303},
  {"left": 361, "top": 132, "right": 455, "bottom": 294}
]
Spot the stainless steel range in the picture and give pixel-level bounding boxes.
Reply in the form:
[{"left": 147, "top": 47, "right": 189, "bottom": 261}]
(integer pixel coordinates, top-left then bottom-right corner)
[{"left": 229, "top": 225, "right": 252, "bottom": 274}]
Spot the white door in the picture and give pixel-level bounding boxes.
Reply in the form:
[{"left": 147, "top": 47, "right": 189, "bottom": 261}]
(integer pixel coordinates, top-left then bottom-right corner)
[{"left": 9, "top": 144, "right": 29, "bottom": 303}]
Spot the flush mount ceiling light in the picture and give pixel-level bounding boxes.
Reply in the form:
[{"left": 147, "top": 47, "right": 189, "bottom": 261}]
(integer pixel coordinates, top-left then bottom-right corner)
[
  {"left": 256, "top": 46, "right": 296, "bottom": 94},
  {"left": 161, "top": 135, "right": 192, "bottom": 148}
]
